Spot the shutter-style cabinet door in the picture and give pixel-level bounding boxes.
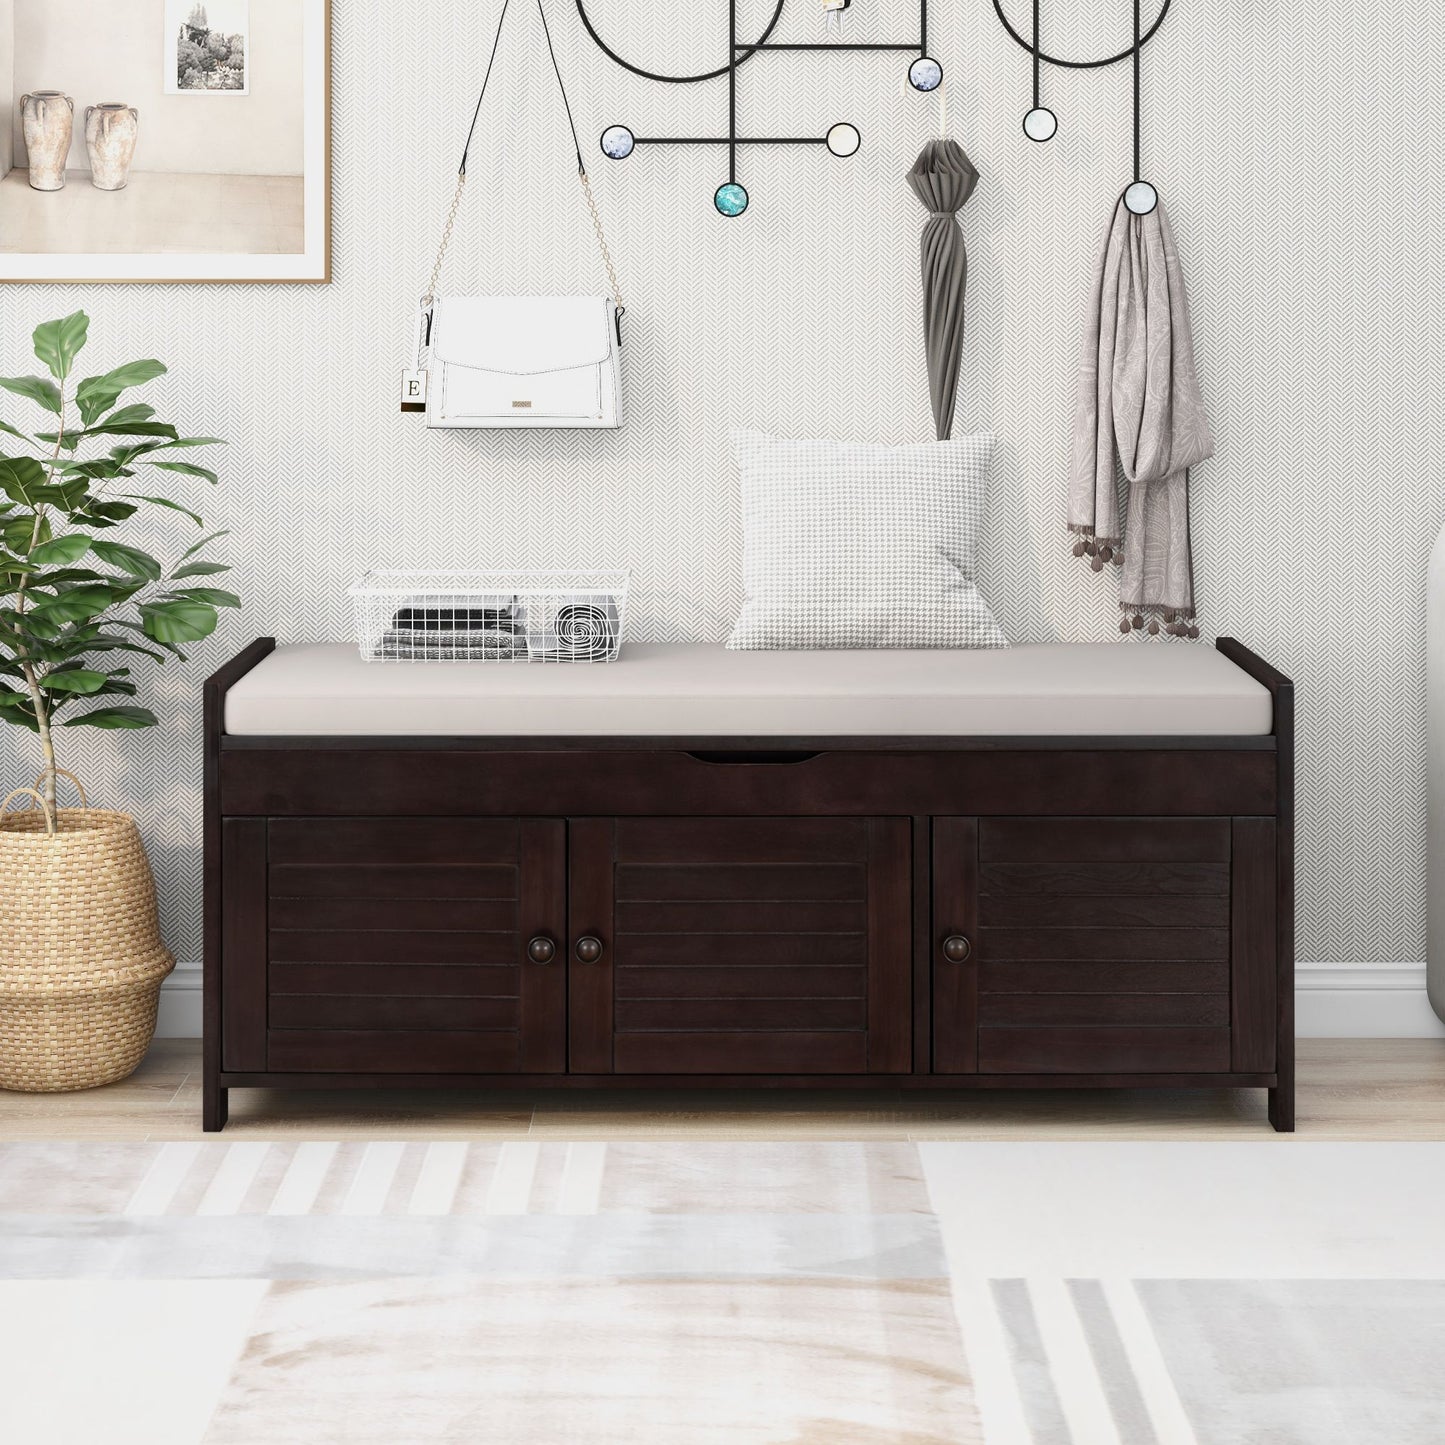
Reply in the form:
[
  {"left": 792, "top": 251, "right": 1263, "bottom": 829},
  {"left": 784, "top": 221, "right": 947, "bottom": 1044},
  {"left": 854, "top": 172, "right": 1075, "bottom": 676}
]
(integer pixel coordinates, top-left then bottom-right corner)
[
  {"left": 934, "top": 817, "right": 1267, "bottom": 1076},
  {"left": 239, "top": 817, "right": 566, "bottom": 1074},
  {"left": 569, "top": 817, "right": 912, "bottom": 1075}
]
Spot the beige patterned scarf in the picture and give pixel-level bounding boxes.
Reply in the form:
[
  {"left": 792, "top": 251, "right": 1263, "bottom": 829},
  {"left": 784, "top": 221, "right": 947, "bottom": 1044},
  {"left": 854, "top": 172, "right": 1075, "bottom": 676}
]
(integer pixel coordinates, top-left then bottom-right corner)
[{"left": 1070, "top": 196, "right": 1213, "bottom": 636}]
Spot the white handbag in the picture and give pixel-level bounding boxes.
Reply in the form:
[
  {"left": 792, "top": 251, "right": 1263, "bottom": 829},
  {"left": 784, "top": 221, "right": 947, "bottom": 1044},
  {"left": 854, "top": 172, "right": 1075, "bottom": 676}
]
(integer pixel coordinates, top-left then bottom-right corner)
[{"left": 402, "top": 0, "right": 625, "bottom": 430}]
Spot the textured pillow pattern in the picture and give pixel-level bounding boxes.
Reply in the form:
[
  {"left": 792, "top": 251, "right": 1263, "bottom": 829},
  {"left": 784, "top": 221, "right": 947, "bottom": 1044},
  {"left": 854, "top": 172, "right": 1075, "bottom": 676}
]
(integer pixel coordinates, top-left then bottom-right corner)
[{"left": 728, "top": 430, "right": 1008, "bottom": 651}]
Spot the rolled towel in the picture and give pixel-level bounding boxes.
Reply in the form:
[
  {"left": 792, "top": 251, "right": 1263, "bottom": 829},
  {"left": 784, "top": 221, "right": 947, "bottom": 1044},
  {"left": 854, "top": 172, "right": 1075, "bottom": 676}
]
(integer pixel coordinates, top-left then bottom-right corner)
[
  {"left": 532, "top": 597, "right": 621, "bottom": 661},
  {"left": 375, "top": 627, "right": 519, "bottom": 661},
  {"left": 391, "top": 601, "right": 519, "bottom": 633}
]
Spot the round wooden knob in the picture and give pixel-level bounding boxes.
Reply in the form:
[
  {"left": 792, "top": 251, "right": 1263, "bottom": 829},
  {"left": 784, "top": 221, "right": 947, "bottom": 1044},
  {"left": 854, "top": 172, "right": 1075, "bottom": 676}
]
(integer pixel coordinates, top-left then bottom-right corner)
[
  {"left": 527, "top": 936, "right": 556, "bottom": 965},
  {"left": 575, "top": 936, "right": 604, "bottom": 964},
  {"left": 942, "top": 935, "right": 972, "bottom": 963}
]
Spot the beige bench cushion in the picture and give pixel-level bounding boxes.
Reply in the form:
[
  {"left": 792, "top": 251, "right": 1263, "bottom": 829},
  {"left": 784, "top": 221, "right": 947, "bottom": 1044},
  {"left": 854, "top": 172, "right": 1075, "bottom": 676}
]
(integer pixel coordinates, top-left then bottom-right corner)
[{"left": 223, "top": 642, "right": 1272, "bottom": 737}]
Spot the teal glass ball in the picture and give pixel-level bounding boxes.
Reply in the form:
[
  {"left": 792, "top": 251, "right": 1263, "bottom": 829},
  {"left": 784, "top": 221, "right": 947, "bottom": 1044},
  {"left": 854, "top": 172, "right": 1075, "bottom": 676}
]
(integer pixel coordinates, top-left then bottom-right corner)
[{"left": 714, "top": 182, "right": 748, "bottom": 217}]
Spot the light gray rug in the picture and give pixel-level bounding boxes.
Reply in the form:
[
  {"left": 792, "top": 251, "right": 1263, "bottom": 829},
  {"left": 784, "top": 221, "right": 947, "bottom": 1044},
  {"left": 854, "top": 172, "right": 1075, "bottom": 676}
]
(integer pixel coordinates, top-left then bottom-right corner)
[{"left": 3, "top": 1140, "right": 1445, "bottom": 1443}]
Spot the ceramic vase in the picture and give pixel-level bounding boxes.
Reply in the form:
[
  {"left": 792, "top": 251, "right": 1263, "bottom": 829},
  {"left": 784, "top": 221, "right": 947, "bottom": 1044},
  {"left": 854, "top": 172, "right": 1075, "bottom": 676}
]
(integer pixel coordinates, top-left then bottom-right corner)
[
  {"left": 20, "top": 91, "right": 74, "bottom": 192},
  {"left": 85, "top": 104, "right": 140, "bottom": 191}
]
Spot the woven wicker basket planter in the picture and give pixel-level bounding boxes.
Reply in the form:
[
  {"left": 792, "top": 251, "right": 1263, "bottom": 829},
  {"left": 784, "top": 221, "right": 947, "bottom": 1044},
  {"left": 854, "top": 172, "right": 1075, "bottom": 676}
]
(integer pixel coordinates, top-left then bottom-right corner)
[{"left": 0, "top": 800, "right": 174, "bottom": 1093}]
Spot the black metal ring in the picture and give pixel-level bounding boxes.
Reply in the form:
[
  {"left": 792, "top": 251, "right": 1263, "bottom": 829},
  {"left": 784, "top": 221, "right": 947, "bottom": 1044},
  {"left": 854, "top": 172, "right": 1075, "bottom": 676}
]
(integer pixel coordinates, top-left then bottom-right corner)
[
  {"left": 575, "top": 0, "right": 788, "bottom": 84},
  {"left": 992, "top": 0, "right": 1172, "bottom": 70}
]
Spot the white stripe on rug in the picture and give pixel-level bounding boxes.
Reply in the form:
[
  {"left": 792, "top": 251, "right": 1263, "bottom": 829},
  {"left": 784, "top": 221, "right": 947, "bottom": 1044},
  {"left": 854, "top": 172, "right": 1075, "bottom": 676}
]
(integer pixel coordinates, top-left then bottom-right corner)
[
  {"left": 268, "top": 1143, "right": 338, "bottom": 1216},
  {"left": 485, "top": 1142, "right": 540, "bottom": 1215},
  {"left": 340, "top": 1143, "right": 407, "bottom": 1216},
  {"left": 1028, "top": 1277, "right": 1124, "bottom": 1445},
  {"left": 556, "top": 1143, "right": 607, "bottom": 1215},
  {"left": 408, "top": 1142, "right": 468, "bottom": 1216},
  {"left": 1101, "top": 1277, "right": 1200, "bottom": 1445},
  {"left": 197, "top": 1144, "right": 272, "bottom": 1216},
  {"left": 124, "top": 1143, "right": 203, "bottom": 1217},
  {"left": 950, "top": 1274, "right": 1033, "bottom": 1445}
]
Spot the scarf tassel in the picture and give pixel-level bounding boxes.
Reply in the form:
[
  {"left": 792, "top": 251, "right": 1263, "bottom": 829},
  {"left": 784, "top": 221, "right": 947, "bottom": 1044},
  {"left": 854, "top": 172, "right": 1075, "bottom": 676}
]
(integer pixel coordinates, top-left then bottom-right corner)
[{"left": 1073, "top": 526, "right": 1198, "bottom": 638}]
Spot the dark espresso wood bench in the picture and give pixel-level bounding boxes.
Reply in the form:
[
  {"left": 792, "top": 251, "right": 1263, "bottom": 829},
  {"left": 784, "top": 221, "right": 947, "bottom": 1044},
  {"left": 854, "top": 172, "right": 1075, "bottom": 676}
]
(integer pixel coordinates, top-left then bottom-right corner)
[{"left": 203, "top": 638, "right": 1294, "bottom": 1130}]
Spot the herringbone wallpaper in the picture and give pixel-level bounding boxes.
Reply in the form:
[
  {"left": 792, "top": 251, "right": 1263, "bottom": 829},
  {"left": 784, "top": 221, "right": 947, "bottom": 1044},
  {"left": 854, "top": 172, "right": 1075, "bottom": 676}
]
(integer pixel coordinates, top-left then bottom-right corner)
[{"left": 0, "top": 2, "right": 1431, "bottom": 975}]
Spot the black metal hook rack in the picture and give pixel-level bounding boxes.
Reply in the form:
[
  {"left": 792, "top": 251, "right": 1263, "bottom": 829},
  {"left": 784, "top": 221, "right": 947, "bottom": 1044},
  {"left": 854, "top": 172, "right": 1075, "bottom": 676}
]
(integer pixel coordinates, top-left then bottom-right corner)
[
  {"left": 579, "top": 0, "right": 940, "bottom": 216},
  {"left": 993, "top": 0, "right": 1173, "bottom": 214}
]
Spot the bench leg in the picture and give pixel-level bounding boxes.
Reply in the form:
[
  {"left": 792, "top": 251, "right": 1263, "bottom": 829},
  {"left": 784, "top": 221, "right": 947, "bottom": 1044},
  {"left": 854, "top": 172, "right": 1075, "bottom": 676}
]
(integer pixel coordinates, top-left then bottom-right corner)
[
  {"left": 1268, "top": 1081, "right": 1294, "bottom": 1133},
  {"left": 203, "top": 1076, "right": 228, "bottom": 1133}
]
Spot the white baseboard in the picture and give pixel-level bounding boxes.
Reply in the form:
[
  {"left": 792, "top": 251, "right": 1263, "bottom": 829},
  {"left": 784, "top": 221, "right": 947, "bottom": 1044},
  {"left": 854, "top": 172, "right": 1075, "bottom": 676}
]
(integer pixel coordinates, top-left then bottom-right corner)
[
  {"left": 1294, "top": 963, "right": 1445, "bottom": 1038},
  {"left": 156, "top": 961, "right": 1445, "bottom": 1042},
  {"left": 156, "top": 963, "right": 203, "bottom": 1039}
]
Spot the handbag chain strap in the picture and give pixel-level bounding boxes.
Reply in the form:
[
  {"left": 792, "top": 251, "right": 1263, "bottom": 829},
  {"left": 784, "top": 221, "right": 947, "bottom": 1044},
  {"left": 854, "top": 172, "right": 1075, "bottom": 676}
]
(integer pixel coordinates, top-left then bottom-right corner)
[{"left": 422, "top": 0, "right": 623, "bottom": 313}]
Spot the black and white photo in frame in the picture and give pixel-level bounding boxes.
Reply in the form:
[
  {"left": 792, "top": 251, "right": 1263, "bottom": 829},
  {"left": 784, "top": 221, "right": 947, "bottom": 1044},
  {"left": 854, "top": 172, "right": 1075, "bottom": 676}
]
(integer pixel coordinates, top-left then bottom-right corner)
[
  {"left": 0, "top": 0, "right": 329, "bottom": 282},
  {"left": 166, "top": 0, "right": 250, "bottom": 96}
]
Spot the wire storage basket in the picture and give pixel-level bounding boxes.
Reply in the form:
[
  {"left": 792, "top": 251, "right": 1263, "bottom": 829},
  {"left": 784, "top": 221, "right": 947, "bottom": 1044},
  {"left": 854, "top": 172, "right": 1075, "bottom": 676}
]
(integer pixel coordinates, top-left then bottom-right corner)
[{"left": 348, "top": 570, "right": 630, "bottom": 663}]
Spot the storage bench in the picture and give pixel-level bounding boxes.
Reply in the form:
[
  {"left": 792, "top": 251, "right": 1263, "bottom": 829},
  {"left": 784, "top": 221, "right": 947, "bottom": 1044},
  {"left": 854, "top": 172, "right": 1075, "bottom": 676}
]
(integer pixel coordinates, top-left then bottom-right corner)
[{"left": 204, "top": 639, "right": 1294, "bottom": 1130}]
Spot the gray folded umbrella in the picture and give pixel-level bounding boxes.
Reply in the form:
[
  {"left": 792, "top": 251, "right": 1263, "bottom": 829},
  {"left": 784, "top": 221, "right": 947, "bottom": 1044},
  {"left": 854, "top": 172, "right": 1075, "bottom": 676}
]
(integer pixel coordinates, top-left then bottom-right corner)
[{"left": 906, "top": 139, "right": 979, "bottom": 442}]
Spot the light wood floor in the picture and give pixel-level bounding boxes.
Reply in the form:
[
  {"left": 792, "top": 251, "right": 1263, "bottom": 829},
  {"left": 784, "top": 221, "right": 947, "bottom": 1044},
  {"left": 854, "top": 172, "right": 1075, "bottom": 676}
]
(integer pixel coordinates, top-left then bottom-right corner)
[{"left": 3, "top": 1040, "right": 1444, "bottom": 1139}]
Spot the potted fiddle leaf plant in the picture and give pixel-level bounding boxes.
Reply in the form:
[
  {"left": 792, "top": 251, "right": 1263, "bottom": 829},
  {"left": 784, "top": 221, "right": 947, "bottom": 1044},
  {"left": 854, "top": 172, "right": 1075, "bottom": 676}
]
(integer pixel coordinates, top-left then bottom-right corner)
[{"left": 0, "top": 310, "right": 237, "bottom": 1091}]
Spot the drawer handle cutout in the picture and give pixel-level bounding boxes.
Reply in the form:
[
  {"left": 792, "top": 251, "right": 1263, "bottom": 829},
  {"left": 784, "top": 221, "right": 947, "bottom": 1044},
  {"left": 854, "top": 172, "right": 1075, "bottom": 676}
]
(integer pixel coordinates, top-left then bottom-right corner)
[{"left": 686, "top": 750, "right": 822, "bottom": 766}]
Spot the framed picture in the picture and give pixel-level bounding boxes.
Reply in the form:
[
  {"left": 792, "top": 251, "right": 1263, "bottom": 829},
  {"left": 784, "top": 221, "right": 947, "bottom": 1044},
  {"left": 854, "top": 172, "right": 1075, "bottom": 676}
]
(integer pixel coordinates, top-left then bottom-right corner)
[
  {"left": 1, "top": 0, "right": 329, "bottom": 283},
  {"left": 166, "top": 1, "right": 251, "bottom": 97}
]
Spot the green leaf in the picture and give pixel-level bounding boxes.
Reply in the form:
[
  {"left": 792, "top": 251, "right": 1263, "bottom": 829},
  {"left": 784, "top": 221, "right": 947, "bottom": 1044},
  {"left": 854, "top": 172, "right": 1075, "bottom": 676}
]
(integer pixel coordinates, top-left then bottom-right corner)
[
  {"left": 61, "top": 705, "right": 157, "bottom": 730},
  {"left": 77, "top": 501, "right": 139, "bottom": 527},
  {"left": 11, "top": 609, "right": 63, "bottom": 639},
  {"left": 152, "top": 460, "right": 219, "bottom": 485},
  {"left": 160, "top": 436, "right": 226, "bottom": 449},
  {"left": 118, "top": 494, "right": 203, "bottom": 527},
  {"left": 178, "top": 529, "right": 228, "bottom": 562},
  {"left": 0, "top": 688, "right": 39, "bottom": 730},
  {"left": 68, "top": 420, "right": 178, "bottom": 442},
  {"left": 167, "top": 586, "right": 241, "bottom": 608},
  {"left": 172, "top": 560, "right": 231, "bottom": 579},
  {"left": 86, "top": 632, "right": 166, "bottom": 665},
  {"left": 0, "top": 376, "right": 63, "bottom": 415},
  {"left": 3, "top": 514, "right": 45, "bottom": 554},
  {"left": 19, "top": 567, "right": 108, "bottom": 588},
  {"left": 103, "top": 403, "right": 157, "bottom": 427},
  {"left": 56, "top": 458, "right": 128, "bottom": 481},
  {"left": 33, "top": 312, "right": 89, "bottom": 381},
  {"left": 108, "top": 440, "right": 172, "bottom": 467},
  {"left": 29, "top": 585, "right": 115, "bottom": 623},
  {"left": 0, "top": 419, "right": 33, "bottom": 442},
  {"left": 28, "top": 534, "right": 91, "bottom": 568},
  {"left": 31, "top": 480, "right": 93, "bottom": 513},
  {"left": 140, "top": 598, "right": 217, "bottom": 644},
  {"left": 39, "top": 669, "right": 108, "bottom": 695},
  {"left": 0, "top": 457, "right": 47, "bottom": 507},
  {"left": 90, "top": 539, "right": 163, "bottom": 581},
  {"left": 75, "top": 360, "right": 166, "bottom": 425}
]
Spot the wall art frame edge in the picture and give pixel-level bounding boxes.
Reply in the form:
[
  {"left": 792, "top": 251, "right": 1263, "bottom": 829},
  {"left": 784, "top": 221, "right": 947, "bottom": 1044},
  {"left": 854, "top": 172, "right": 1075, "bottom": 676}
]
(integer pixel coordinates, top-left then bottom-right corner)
[{"left": 1, "top": 0, "right": 331, "bottom": 286}]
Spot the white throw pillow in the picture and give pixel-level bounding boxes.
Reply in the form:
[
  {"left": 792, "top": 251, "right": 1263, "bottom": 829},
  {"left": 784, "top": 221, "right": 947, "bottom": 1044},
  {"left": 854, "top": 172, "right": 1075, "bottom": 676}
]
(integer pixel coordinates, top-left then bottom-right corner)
[{"left": 728, "top": 429, "right": 1008, "bottom": 651}]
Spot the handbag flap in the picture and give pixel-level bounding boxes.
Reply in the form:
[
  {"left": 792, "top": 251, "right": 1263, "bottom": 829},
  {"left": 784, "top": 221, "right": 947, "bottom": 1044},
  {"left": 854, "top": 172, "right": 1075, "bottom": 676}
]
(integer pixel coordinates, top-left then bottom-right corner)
[{"left": 431, "top": 296, "right": 614, "bottom": 376}]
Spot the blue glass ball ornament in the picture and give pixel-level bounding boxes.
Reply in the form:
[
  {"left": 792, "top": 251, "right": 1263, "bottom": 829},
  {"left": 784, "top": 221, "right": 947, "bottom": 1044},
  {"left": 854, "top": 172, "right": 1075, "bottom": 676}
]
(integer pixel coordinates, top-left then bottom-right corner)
[
  {"left": 714, "top": 181, "right": 749, "bottom": 217},
  {"left": 600, "top": 125, "right": 635, "bottom": 160},
  {"left": 908, "top": 56, "right": 943, "bottom": 92}
]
